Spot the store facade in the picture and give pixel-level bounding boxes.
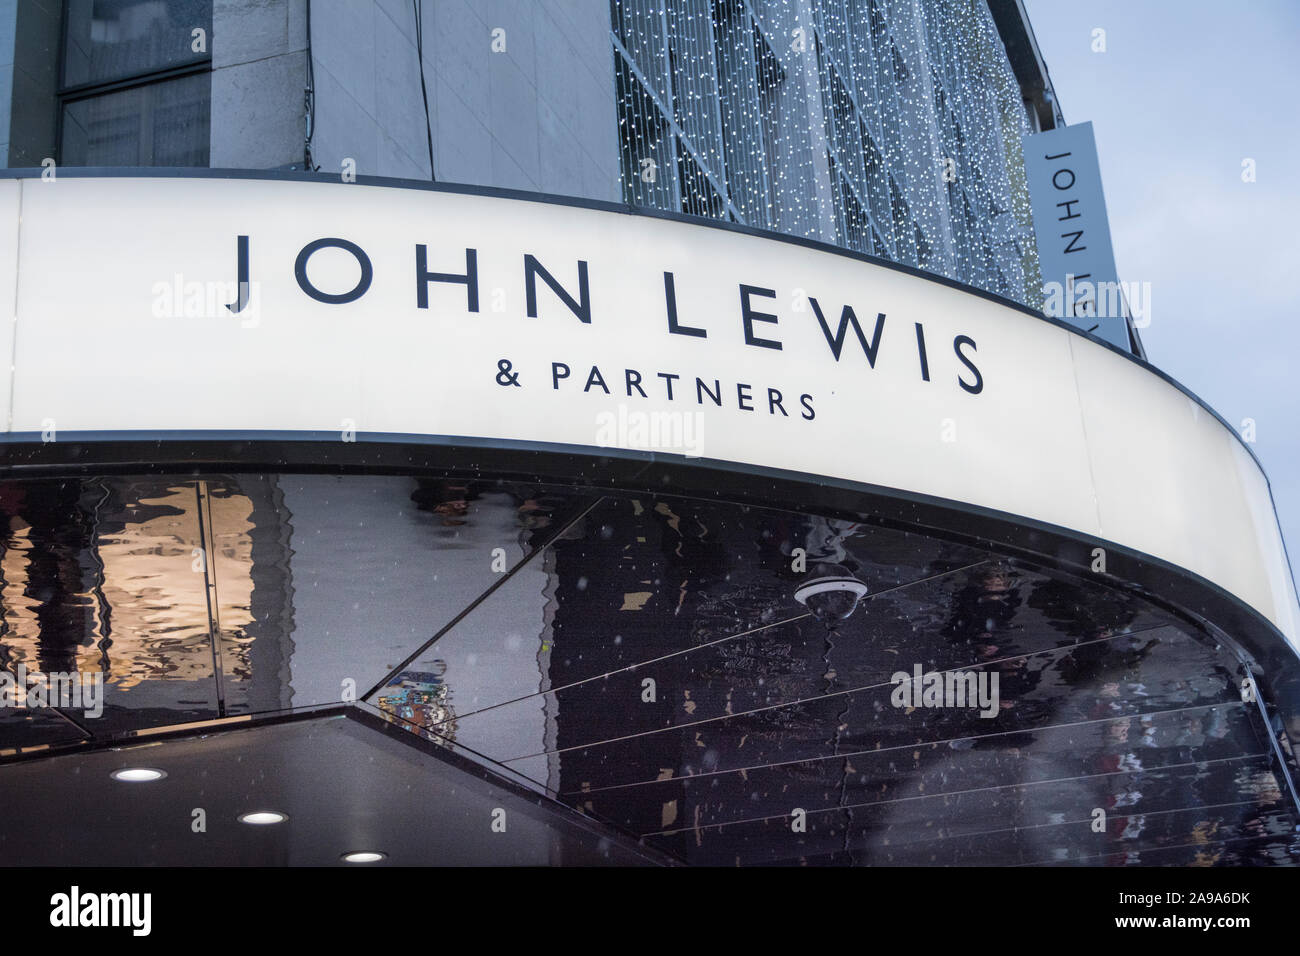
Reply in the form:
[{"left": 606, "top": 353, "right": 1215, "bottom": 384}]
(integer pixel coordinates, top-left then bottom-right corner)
[
  {"left": 0, "top": 0, "right": 1296, "bottom": 867},
  {"left": 0, "top": 169, "right": 1297, "bottom": 865}
]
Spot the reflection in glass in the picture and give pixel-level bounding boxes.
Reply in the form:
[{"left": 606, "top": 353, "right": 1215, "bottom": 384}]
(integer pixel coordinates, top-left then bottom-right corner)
[
  {"left": 0, "top": 473, "right": 1295, "bottom": 865},
  {"left": 63, "top": 0, "right": 212, "bottom": 87},
  {"left": 61, "top": 72, "right": 211, "bottom": 167}
]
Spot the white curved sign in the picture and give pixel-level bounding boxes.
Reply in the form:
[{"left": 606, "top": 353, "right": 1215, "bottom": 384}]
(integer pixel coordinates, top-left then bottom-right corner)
[{"left": 0, "top": 175, "right": 1295, "bottom": 646}]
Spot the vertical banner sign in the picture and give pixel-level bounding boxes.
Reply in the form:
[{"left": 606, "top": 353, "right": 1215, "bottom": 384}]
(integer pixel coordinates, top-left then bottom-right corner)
[{"left": 1023, "top": 122, "right": 1128, "bottom": 349}]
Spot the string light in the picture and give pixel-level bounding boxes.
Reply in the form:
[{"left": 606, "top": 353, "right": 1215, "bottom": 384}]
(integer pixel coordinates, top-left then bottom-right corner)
[{"left": 612, "top": 0, "right": 1042, "bottom": 310}]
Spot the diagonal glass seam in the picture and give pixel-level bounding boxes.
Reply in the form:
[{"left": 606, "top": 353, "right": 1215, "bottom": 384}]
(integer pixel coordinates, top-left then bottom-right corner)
[
  {"left": 646, "top": 798, "right": 1277, "bottom": 850},
  {"left": 430, "top": 612, "right": 809, "bottom": 729},
  {"left": 791, "top": 798, "right": 1279, "bottom": 857},
  {"left": 1241, "top": 663, "right": 1300, "bottom": 819},
  {"left": 641, "top": 752, "right": 1272, "bottom": 838},
  {"left": 507, "top": 620, "right": 1182, "bottom": 762},
  {"left": 437, "top": 559, "right": 991, "bottom": 728},
  {"left": 356, "top": 700, "right": 559, "bottom": 799},
  {"left": 503, "top": 620, "right": 1183, "bottom": 763},
  {"left": 985, "top": 800, "right": 1300, "bottom": 858},
  {"left": 351, "top": 700, "right": 683, "bottom": 861},
  {"left": 1016, "top": 829, "right": 1300, "bottom": 867},
  {"left": 561, "top": 699, "right": 1253, "bottom": 795},
  {"left": 361, "top": 495, "right": 608, "bottom": 701},
  {"left": 0, "top": 738, "right": 91, "bottom": 761}
]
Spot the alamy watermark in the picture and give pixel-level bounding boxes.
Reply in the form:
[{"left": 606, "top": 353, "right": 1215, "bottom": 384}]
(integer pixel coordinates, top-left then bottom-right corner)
[
  {"left": 50, "top": 886, "right": 150, "bottom": 936},
  {"left": 890, "top": 664, "right": 999, "bottom": 718},
  {"left": 1042, "top": 276, "right": 1151, "bottom": 329},
  {"left": 595, "top": 404, "right": 704, "bottom": 457},
  {"left": 151, "top": 273, "right": 262, "bottom": 326},
  {"left": 0, "top": 664, "right": 103, "bottom": 718}
]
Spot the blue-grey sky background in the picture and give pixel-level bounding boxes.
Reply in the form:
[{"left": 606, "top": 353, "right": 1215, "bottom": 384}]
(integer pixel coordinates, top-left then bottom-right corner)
[{"left": 1023, "top": 0, "right": 1300, "bottom": 579}]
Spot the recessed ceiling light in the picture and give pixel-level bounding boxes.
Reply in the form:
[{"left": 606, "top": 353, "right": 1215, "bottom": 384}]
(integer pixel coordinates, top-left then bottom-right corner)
[
  {"left": 110, "top": 767, "right": 166, "bottom": 782},
  {"left": 238, "top": 810, "right": 288, "bottom": 825},
  {"left": 341, "top": 851, "right": 387, "bottom": 864}
]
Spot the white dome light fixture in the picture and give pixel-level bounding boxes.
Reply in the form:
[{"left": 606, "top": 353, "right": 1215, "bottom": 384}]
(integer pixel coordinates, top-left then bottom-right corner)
[
  {"left": 238, "top": 810, "right": 289, "bottom": 826},
  {"left": 341, "top": 851, "right": 387, "bottom": 864},
  {"left": 109, "top": 767, "right": 167, "bottom": 783}
]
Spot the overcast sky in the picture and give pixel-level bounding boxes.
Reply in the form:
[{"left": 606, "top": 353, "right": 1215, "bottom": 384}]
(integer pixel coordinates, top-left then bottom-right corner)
[{"left": 1022, "top": 0, "right": 1300, "bottom": 580}]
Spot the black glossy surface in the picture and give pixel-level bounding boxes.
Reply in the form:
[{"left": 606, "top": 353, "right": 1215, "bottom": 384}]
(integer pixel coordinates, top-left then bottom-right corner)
[
  {"left": 380, "top": 493, "right": 1300, "bottom": 865},
  {"left": 1, "top": 473, "right": 1297, "bottom": 865},
  {"left": 0, "top": 709, "right": 657, "bottom": 866}
]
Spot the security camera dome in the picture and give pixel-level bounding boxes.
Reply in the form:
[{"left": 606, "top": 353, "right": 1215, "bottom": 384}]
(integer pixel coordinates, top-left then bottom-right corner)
[{"left": 794, "top": 563, "right": 869, "bottom": 627}]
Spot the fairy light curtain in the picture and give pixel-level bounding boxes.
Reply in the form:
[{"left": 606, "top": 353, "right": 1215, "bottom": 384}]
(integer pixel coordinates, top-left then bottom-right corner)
[{"left": 611, "top": 0, "right": 1042, "bottom": 310}]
